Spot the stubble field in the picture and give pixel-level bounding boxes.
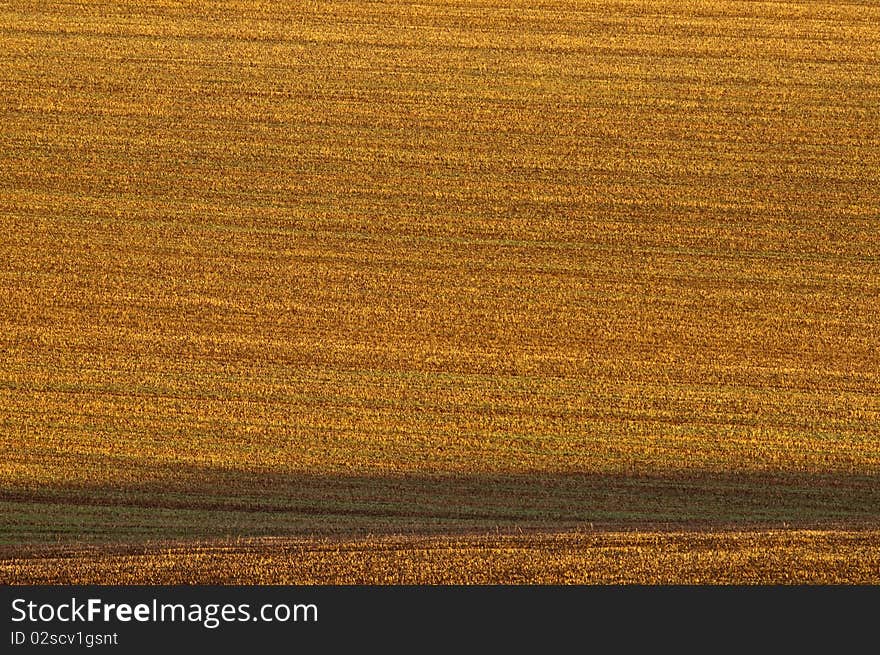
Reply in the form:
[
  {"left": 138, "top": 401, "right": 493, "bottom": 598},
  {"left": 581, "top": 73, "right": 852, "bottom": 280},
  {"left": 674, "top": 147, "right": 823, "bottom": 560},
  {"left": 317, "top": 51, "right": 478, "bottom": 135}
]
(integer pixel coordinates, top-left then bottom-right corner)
[{"left": 1, "top": 0, "right": 878, "bottom": 583}]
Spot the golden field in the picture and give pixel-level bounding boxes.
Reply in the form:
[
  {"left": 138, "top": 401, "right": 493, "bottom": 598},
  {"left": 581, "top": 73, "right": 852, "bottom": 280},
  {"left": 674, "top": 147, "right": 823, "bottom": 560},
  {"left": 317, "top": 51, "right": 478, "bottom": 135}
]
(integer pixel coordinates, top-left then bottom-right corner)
[
  {"left": 1, "top": 0, "right": 878, "bottom": 582},
  {"left": 4, "top": 531, "right": 880, "bottom": 585}
]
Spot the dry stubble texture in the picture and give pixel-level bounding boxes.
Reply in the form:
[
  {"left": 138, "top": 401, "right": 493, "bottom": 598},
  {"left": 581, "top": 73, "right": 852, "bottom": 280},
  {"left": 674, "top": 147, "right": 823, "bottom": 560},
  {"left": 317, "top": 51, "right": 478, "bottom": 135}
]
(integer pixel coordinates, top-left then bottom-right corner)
[
  {"left": 1, "top": 1, "right": 878, "bottom": 580},
  {"left": 4, "top": 531, "right": 879, "bottom": 585}
]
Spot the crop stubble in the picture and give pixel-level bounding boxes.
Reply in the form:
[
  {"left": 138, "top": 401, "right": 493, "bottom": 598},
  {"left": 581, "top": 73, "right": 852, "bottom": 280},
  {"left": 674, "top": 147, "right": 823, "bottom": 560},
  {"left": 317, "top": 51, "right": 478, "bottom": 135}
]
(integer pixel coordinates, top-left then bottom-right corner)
[{"left": 1, "top": 1, "right": 878, "bottom": 581}]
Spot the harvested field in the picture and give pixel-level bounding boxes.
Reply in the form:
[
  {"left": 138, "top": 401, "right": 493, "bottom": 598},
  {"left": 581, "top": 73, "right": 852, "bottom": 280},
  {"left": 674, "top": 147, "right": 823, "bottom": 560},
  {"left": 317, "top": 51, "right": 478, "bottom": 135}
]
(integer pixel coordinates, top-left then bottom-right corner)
[
  {"left": 4, "top": 531, "right": 880, "bottom": 585},
  {"left": 1, "top": 0, "right": 878, "bottom": 583}
]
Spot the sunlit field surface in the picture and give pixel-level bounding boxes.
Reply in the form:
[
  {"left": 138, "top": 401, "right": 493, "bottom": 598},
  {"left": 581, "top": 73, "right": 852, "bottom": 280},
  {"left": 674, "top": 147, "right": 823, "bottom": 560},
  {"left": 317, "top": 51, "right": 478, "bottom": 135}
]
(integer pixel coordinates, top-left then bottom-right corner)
[
  {"left": 4, "top": 532, "right": 880, "bottom": 585},
  {"left": 1, "top": 0, "right": 878, "bottom": 583}
]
